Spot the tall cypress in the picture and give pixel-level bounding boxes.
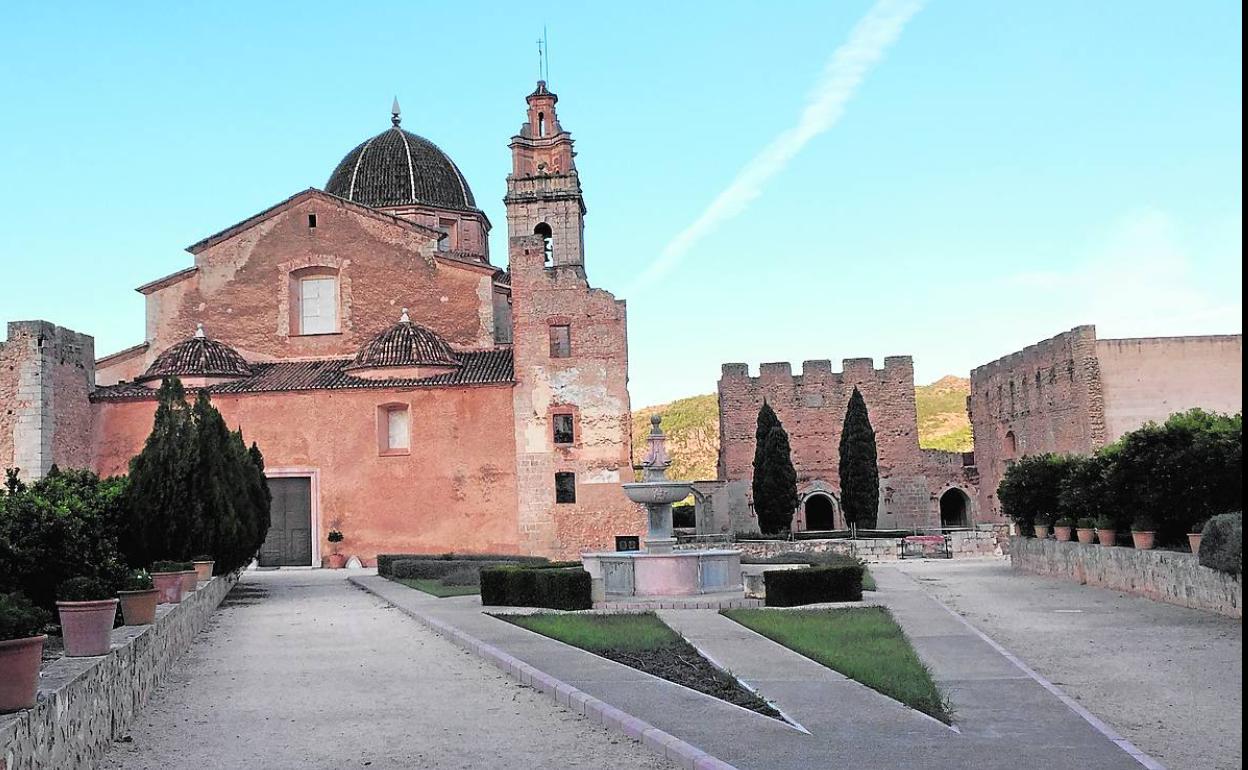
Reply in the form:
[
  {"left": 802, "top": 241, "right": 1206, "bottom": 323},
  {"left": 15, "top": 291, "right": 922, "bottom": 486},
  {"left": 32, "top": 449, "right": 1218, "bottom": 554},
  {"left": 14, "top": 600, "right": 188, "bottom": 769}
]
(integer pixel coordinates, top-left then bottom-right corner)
[
  {"left": 122, "top": 378, "right": 194, "bottom": 568},
  {"left": 752, "top": 403, "right": 798, "bottom": 534},
  {"left": 839, "top": 387, "right": 880, "bottom": 529}
]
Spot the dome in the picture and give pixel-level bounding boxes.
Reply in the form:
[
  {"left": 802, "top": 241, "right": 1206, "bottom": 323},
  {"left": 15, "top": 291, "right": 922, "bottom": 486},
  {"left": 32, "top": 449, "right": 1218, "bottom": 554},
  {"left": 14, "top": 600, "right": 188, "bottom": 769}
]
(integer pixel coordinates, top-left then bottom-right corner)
[
  {"left": 346, "top": 310, "right": 460, "bottom": 377},
  {"left": 325, "top": 103, "right": 476, "bottom": 211},
  {"left": 139, "top": 325, "right": 252, "bottom": 383}
]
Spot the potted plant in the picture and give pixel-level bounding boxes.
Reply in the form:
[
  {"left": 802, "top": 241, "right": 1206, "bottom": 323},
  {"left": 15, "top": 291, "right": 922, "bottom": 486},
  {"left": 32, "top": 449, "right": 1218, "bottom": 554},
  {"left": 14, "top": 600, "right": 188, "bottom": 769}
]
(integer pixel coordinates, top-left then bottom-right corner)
[
  {"left": 1131, "top": 515, "right": 1157, "bottom": 550},
  {"left": 178, "top": 564, "right": 199, "bottom": 596},
  {"left": 56, "top": 577, "right": 119, "bottom": 657},
  {"left": 1188, "top": 520, "right": 1206, "bottom": 555},
  {"left": 327, "top": 529, "right": 347, "bottom": 569},
  {"left": 151, "top": 561, "right": 190, "bottom": 604},
  {"left": 0, "top": 592, "right": 50, "bottom": 713},
  {"left": 1095, "top": 514, "right": 1118, "bottom": 547},
  {"left": 1032, "top": 514, "right": 1052, "bottom": 540},
  {"left": 192, "top": 555, "right": 215, "bottom": 583},
  {"left": 1053, "top": 517, "right": 1074, "bottom": 542},
  {"left": 117, "top": 570, "right": 159, "bottom": 626},
  {"left": 1075, "top": 517, "right": 1097, "bottom": 544}
]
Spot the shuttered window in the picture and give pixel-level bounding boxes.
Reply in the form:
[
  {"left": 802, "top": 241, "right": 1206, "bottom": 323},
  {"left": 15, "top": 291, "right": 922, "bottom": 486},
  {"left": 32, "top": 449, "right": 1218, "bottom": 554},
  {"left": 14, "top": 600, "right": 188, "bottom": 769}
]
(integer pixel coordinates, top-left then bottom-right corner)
[{"left": 299, "top": 277, "right": 338, "bottom": 334}]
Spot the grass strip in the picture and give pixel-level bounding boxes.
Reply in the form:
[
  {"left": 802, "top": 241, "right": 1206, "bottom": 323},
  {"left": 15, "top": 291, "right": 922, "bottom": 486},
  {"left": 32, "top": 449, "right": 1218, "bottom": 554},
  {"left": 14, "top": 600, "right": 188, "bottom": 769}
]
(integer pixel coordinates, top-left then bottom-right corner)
[
  {"left": 393, "top": 577, "right": 480, "bottom": 598},
  {"left": 722, "top": 607, "right": 951, "bottom": 723}
]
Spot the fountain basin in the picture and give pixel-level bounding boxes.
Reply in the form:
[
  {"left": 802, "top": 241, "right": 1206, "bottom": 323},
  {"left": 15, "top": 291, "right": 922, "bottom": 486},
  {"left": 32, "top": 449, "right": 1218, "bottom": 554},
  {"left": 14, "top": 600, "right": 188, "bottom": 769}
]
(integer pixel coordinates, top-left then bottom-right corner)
[
  {"left": 581, "top": 549, "right": 742, "bottom": 600},
  {"left": 621, "top": 481, "right": 692, "bottom": 506}
]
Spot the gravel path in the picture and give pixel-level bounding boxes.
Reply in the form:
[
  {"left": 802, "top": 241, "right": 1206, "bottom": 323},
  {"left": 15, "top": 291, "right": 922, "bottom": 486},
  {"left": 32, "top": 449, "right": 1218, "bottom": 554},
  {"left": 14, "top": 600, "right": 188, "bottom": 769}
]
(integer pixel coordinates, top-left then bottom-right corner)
[
  {"left": 895, "top": 558, "right": 1242, "bottom": 770},
  {"left": 99, "top": 570, "right": 672, "bottom": 770}
]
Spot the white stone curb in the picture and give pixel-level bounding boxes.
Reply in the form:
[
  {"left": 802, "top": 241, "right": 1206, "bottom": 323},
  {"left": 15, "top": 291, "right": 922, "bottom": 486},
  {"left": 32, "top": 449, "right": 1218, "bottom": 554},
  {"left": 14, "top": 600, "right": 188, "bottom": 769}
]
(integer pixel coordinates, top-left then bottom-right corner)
[{"left": 349, "top": 576, "right": 739, "bottom": 770}]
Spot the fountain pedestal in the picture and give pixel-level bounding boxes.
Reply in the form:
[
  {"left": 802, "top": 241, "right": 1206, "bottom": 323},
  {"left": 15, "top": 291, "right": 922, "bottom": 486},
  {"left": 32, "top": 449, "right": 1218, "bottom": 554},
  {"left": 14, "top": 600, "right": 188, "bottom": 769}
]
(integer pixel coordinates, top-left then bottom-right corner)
[{"left": 581, "top": 415, "right": 742, "bottom": 601}]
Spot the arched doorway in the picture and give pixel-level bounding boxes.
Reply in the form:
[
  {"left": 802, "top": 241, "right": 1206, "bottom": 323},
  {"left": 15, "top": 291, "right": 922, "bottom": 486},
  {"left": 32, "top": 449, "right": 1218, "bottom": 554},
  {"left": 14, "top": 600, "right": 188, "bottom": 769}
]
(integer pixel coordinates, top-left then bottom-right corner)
[
  {"left": 939, "top": 488, "right": 970, "bottom": 529},
  {"left": 804, "top": 494, "right": 837, "bottom": 531}
]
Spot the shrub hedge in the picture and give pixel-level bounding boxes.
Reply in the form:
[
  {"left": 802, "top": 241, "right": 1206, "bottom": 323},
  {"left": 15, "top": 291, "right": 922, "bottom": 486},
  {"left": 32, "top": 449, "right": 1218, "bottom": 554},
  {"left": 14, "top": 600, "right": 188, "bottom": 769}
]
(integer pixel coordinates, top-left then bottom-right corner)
[
  {"left": 377, "top": 553, "right": 548, "bottom": 577},
  {"left": 480, "top": 565, "right": 592, "bottom": 610},
  {"left": 0, "top": 592, "right": 50, "bottom": 641},
  {"left": 763, "top": 563, "right": 864, "bottom": 607},
  {"left": 1199, "top": 512, "right": 1242, "bottom": 575}
]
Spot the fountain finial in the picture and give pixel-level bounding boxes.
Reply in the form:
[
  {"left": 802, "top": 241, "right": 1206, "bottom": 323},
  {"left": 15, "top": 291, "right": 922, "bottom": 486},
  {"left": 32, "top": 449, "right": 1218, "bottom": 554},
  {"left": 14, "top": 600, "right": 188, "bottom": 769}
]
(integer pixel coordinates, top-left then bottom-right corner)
[{"left": 640, "top": 413, "right": 672, "bottom": 482}]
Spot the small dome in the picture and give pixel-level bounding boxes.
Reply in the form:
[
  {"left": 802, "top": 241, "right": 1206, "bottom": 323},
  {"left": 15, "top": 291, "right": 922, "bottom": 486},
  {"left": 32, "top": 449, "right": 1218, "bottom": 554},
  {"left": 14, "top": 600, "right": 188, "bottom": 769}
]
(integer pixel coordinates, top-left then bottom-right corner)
[
  {"left": 347, "top": 310, "right": 460, "bottom": 373},
  {"left": 140, "top": 325, "right": 252, "bottom": 382},
  {"left": 325, "top": 104, "right": 476, "bottom": 211}
]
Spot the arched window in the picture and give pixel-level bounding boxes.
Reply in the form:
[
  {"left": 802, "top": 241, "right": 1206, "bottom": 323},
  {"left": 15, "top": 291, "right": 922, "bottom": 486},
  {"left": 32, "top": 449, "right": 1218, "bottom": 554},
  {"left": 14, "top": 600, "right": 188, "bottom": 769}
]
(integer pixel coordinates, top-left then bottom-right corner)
[
  {"left": 538, "top": 112, "right": 546, "bottom": 137},
  {"left": 1005, "top": 430, "right": 1018, "bottom": 457},
  {"left": 939, "top": 488, "right": 970, "bottom": 529},
  {"left": 534, "top": 222, "right": 553, "bottom": 264}
]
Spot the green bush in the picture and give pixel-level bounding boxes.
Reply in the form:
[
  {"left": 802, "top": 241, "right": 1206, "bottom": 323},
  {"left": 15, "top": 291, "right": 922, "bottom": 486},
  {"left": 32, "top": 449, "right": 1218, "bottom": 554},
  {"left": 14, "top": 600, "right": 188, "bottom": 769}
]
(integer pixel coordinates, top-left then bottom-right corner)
[
  {"left": 390, "top": 559, "right": 502, "bottom": 581},
  {"left": 150, "top": 560, "right": 192, "bottom": 573},
  {"left": 1199, "top": 512, "right": 1242, "bottom": 575},
  {"left": 1076, "top": 517, "right": 1096, "bottom": 529},
  {"left": 121, "top": 569, "right": 154, "bottom": 591},
  {"left": 0, "top": 592, "right": 50, "bottom": 641},
  {"left": 480, "top": 565, "right": 592, "bottom": 610},
  {"left": 999, "top": 454, "right": 1078, "bottom": 533},
  {"left": 439, "top": 566, "right": 482, "bottom": 587},
  {"left": 1058, "top": 453, "right": 1117, "bottom": 525},
  {"left": 764, "top": 564, "right": 864, "bottom": 607},
  {"left": 377, "top": 552, "right": 547, "bottom": 577},
  {"left": 57, "top": 576, "right": 113, "bottom": 602},
  {"left": 742, "top": 551, "right": 862, "bottom": 568},
  {"left": 0, "top": 467, "right": 129, "bottom": 613}
]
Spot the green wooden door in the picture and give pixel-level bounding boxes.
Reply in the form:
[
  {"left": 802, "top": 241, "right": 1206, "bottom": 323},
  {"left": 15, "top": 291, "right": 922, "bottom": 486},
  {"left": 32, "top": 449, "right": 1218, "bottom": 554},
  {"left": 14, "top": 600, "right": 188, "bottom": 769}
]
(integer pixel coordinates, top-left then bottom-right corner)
[{"left": 258, "top": 477, "right": 313, "bottom": 567}]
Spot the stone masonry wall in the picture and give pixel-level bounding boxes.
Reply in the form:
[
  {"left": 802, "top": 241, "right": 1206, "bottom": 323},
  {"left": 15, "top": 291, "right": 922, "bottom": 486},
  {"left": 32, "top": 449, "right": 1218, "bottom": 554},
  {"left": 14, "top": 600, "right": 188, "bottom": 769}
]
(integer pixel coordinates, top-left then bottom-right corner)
[
  {"left": 716, "top": 358, "right": 977, "bottom": 530},
  {"left": 0, "top": 575, "right": 236, "bottom": 770},
  {"left": 1011, "top": 538, "right": 1241, "bottom": 617},
  {"left": 0, "top": 321, "right": 95, "bottom": 481},
  {"left": 675, "top": 528, "right": 1004, "bottom": 563},
  {"left": 1097, "top": 334, "right": 1243, "bottom": 442},
  {"left": 969, "top": 326, "right": 1106, "bottom": 517}
]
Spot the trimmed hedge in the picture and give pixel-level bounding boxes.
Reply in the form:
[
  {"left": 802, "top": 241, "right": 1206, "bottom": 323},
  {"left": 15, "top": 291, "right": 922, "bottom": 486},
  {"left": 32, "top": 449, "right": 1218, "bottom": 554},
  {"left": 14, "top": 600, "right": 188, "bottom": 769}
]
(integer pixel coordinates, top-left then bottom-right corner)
[
  {"left": 742, "top": 552, "right": 862, "bottom": 568},
  {"left": 764, "top": 564, "right": 863, "bottom": 607},
  {"left": 390, "top": 559, "right": 503, "bottom": 581},
  {"left": 480, "top": 565, "right": 592, "bottom": 610},
  {"left": 377, "top": 553, "right": 547, "bottom": 577},
  {"left": 1199, "top": 512, "right": 1242, "bottom": 575}
]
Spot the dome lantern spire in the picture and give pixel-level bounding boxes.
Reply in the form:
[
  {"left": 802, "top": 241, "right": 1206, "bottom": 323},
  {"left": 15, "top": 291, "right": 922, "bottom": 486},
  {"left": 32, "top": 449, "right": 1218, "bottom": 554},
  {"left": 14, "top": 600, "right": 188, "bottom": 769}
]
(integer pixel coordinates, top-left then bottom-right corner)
[{"left": 391, "top": 97, "right": 401, "bottom": 127}]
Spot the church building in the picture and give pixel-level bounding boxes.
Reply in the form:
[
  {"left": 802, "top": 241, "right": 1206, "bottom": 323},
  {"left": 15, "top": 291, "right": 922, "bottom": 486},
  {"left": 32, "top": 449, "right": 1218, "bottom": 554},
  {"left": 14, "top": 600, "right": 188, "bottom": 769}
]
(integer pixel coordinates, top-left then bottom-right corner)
[{"left": 0, "top": 82, "right": 642, "bottom": 565}]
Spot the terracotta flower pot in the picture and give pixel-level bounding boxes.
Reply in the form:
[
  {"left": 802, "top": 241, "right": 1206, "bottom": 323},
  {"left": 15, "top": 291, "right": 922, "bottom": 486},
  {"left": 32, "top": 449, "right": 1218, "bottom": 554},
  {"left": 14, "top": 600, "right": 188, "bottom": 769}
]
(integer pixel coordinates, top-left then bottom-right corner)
[
  {"left": 57, "top": 599, "right": 119, "bottom": 657},
  {"left": 1033, "top": 525, "right": 1051, "bottom": 539},
  {"left": 1097, "top": 529, "right": 1117, "bottom": 547},
  {"left": 0, "top": 635, "right": 46, "bottom": 713},
  {"left": 327, "top": 553, "right": 348, "bottom": 569},
  {"left": 193, "top": 561, "right": 215, "bottom": 582},
  {"left": 118, "top": 589, "right": 159, "bottom": 625},
  {"left": 1054, "top": 526, "right": 1073, "bottom": 542},
  {"left": 1076, "top": 528, "right": 1096, "bottom": 545},
  {"left": 152, "top": 571, "right": 185, "bottom": 604},
  {"left": 179, "top": 570, "right": 199, "bottom": 595},
  {"left": 1188, "top": 533, "right": 1203, "bottom": 554},
  {"left": 1131, "top": 531, "right": 1156, "bottom": 550}
]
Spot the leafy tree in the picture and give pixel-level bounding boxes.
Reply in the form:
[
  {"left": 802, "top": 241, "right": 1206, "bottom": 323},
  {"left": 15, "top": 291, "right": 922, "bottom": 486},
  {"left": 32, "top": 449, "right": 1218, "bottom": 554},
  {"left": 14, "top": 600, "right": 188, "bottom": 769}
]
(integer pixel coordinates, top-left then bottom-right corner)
[
  {"left": 839, "top": 387, "right": 880, "bottom": 529},
  {"left": 752, "top": 403, "right": 797, "bottom": 534},
  {"left": 998, "top": 453, "right": 1079, "bottom": 533}
]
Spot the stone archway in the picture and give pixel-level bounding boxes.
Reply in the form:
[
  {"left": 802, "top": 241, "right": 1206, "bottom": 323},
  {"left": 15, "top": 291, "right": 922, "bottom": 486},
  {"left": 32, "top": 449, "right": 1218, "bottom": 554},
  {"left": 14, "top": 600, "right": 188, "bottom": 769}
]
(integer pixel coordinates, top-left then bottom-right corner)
[
  {"left": 939, "top": 488, "right": 971, "bottom": 529},
  {"left": 803, "top": 493, "right": 838, "bottom": 531}
]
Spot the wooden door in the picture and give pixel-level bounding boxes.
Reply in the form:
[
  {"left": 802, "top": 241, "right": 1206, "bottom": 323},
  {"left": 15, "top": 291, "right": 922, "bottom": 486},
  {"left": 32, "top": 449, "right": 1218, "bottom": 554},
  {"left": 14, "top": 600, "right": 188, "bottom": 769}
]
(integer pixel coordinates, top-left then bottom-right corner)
[{"left": 258, "top": 477, "right": 313, "bottom": 567}]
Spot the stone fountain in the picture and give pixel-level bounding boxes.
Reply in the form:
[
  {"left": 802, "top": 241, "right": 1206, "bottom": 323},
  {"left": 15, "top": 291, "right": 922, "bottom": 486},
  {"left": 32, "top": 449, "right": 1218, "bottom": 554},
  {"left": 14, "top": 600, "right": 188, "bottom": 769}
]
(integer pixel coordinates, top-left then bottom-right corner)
[{"left": 581, "top": 415, "right": 742, "bottom": 601}]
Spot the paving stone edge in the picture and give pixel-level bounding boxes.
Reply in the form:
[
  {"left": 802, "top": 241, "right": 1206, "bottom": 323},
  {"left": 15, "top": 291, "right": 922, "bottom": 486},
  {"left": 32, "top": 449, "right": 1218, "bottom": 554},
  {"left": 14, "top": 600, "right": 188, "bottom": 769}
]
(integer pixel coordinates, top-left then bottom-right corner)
[{"left": 349, "top": 575, "right": 738, "bottom": 770}]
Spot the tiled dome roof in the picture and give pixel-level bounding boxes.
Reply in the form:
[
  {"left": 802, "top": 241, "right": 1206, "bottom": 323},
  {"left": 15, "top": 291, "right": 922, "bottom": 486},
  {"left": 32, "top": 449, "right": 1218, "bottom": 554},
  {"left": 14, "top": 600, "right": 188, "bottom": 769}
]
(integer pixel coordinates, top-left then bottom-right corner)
[
  {"left": 347, "top": 310, "right": 460, "bottom": 372},
  {"left": 139, "top": 326, "right": 252, "bottom": 382},
  {"left": 325, "top": 102, "right": 476, "bottom": 211}
]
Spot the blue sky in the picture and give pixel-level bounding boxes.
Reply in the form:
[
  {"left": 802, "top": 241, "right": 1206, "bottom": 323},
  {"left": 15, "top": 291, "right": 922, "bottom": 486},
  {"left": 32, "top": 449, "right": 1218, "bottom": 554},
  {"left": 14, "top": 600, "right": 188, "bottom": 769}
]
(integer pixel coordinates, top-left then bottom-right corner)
[{"left": 1, "top": 1, "right": 1241, "bottom": 407}]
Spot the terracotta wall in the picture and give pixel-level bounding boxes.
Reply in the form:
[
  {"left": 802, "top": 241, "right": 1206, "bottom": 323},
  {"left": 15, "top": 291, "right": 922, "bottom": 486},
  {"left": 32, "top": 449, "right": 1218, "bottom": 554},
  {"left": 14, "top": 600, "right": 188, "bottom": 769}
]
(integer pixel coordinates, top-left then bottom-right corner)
[
  {"left": 1097, "top": 335, "right": 1243, "bottom": 441},
  {"left": 92, "top": 384, "right": 522, "bottom": 562}
]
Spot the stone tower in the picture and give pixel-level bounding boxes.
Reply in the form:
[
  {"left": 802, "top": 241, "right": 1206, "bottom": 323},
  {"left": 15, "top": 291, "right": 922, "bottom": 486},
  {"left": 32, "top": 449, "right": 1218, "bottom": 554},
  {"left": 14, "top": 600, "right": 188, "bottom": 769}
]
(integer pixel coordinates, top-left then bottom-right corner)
[
  {"left": 504, "top": 80, "right": 586, "bottom": 270},
  {"left": 504, "top": 81, "right": 640, "bottom": 556}
]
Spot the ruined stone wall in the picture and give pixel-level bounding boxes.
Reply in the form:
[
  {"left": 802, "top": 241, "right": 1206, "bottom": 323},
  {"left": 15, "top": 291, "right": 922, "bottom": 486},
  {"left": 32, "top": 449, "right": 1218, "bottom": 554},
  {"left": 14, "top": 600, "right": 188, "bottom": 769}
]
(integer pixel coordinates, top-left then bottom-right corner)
[
  {"left": 969, "top": 326, "right": 1105, "bottom": 517},
  {"left": 1097, "top": 334, "right": 1243, "bottom": 441},
  {"left": 0, "top": 575, "right": 235, "bottom": 770},
  {"left": 0, "top": 321, "right": 94, "bottom": 480},
  {"left": 507, "top": 235, "right": 642, "bottom": 558},
  {"left": 92, "top": 383, "right": 523, "bottom": 562},
  {"left": 716, "top": 358, "right": 977, "bottom": 530},
  {"left": 109, "top": 193, "right": 498, "bottom": 378}
]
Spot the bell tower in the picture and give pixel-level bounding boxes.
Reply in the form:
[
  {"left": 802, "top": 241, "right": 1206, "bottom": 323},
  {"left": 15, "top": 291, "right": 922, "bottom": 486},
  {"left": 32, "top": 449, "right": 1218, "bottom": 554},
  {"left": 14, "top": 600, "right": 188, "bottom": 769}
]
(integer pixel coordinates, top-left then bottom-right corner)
[{"left": 505, "top": 80, "right": 586, "bottom": 270}]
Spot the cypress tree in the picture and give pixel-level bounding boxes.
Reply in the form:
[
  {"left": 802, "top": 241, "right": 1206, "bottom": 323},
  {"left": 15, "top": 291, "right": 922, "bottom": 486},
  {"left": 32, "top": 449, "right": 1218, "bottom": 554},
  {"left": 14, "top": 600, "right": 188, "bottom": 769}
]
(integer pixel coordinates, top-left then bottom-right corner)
[
  {"left": 752, "top": 404, "right": 798, "bottom": 534},
  {"left": 839, "top": 387, "right": 880, "bottom": 529},
  {"left": 122, "top": 378, "right": 195, "bottom": 568}
]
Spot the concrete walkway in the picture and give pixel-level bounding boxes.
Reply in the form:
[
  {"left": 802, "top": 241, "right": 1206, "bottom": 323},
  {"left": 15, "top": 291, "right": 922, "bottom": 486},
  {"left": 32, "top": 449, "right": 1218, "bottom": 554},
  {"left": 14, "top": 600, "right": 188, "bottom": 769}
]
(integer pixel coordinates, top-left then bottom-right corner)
[
  {"left": 99, "top": 570, "right": 672, "bottom": 770},
  {"left": 358, "top": 570, "right": 1148, "bottom": 769},
  {"left": 894, "top": 558, "right": 1243, "bottom": 770}
]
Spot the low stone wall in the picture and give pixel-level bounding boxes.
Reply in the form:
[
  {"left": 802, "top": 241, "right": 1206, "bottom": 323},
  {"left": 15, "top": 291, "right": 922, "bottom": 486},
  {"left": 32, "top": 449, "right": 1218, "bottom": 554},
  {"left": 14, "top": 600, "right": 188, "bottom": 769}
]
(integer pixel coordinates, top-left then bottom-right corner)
[
  {"left": 677, "top": 528, "right": 1005, "bottom": 563},
  {"left": 0, "top": 575, "right": 236, "bottom": 770},
  {"left": 1011, "top": 538, "right": 1242, "bottom": 618}
]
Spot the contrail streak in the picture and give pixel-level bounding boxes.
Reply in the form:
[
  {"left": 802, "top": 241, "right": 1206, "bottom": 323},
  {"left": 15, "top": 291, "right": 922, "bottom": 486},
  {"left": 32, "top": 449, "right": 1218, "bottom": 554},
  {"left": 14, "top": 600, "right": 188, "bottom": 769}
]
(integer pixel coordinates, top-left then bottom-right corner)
[{"left": 634, "top": 0, "right": 925, "bottom": 288}]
